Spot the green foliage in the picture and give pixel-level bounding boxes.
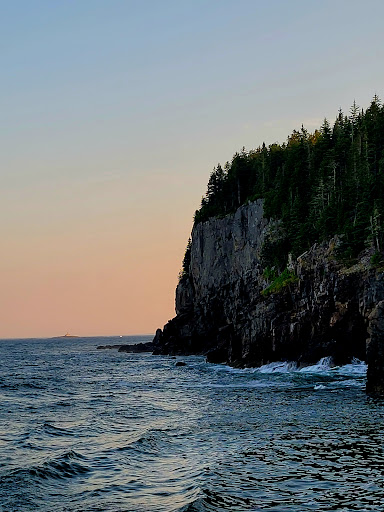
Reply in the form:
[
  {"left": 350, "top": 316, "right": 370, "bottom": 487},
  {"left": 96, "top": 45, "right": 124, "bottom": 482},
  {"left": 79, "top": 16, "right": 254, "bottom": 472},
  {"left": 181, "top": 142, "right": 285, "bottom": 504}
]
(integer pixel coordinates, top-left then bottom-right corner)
[
  {"left": 192, "top": 96, "right": 384, "bottom": 266},
  {"left": 263, "top": 266, "right": 278, "bottom": 281},
  {"left": 178, "top": 238, "right": 192, "bottom": 281},
  {"left": 334, "top": 244, "right": 357, "bottom": 266},
  {"left": 260, "top": 224, "right": 290, "bottom": 271},
  {"left": 371, "top": 251, "right": 384, "bottom": 267},
  {"left": 261, "top": 269, "right": 299, "bottom": 296}
]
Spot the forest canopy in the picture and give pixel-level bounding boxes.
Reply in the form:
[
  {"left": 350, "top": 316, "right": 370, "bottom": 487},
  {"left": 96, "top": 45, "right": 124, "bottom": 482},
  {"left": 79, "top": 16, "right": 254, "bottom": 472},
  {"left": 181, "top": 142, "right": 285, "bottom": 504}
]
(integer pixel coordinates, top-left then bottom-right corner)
[{"left": 193, "top": 97, "right": 384, "bottom": 268}]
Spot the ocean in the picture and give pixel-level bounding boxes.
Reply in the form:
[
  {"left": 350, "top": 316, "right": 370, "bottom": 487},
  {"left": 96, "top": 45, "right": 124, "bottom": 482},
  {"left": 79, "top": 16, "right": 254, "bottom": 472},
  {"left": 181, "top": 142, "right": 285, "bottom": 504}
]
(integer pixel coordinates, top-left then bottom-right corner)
[{"left": 0, "top": 336, "right": 383, "bottom": 511}]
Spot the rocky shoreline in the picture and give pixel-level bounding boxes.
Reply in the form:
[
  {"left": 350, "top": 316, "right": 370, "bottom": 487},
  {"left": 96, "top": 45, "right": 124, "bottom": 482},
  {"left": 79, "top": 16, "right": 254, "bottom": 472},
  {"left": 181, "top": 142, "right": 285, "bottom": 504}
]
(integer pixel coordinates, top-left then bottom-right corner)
[
  {"left": 97, "top": 342, "right": 154, "bottom": 353},
  {"left": 152, "top": 200, "right": 384, "bottom": 394}
]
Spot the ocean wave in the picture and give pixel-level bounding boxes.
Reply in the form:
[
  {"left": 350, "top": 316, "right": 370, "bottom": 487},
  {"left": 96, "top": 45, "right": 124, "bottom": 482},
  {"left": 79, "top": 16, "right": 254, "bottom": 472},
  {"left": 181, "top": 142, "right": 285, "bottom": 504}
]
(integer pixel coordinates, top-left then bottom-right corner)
[
  {"left": 257, "top": 361, "right": 298, "bottom": 373},
  {"left": 176, "top": 497, "right": 207, "bottom": 511},
  {"left": 1, "top": 336, "right": 378, "bottom": 512},
  {"left": 102, "top": 429, "right": 172, "bottom": 457},
  {"left": 328, "top": 379, "right": 366, "bottom": 388},
  {"left": 55, "top": 400, "right": 72, "bottom": 407},
  {"left": 208, "top": 356, "right": 367, "bottom": 379},
  {"left": 208, "top": 364, "right": 254, "bottom": 374},
  {"left": 336, "top": 358, "right": 367, "bottom": 376},
  {"left": 299, "top": 356, "right": 334, "bottom": 373},
  {"left": 176, "top": 489, "right": 259, "bottom": 512},
  {"left": 1, "top": 450, "right": 88, "bottom": 483},
  {"left": 42, "top": 422, "right": 76, "bottom": 436},
  {"left": 0, "top": 380, "right": 45, "bottom": 390},
  {"left": 191, "top": 380, "right": 291, "bottom": 390}
]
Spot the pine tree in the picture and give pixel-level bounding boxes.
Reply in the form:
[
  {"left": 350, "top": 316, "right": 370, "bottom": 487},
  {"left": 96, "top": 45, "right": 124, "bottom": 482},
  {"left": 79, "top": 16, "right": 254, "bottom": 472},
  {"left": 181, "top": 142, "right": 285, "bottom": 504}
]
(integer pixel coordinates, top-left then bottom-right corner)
[{"left": 191, "top": 98, "right": 384, "bottom": 262}]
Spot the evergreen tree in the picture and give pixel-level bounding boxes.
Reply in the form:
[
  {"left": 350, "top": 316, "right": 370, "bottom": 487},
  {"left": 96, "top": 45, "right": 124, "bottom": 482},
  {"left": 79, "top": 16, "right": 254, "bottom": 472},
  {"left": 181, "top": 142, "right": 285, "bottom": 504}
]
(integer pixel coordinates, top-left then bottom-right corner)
[{"left": 190, "top": 96, "right": 384, "bottom": 267}]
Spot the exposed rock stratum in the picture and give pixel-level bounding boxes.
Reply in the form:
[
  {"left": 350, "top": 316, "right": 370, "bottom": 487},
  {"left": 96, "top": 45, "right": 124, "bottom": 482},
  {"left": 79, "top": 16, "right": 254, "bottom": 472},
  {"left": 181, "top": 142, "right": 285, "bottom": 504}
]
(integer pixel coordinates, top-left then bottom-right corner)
[{"left": 154, "top": 200, "right": 384, "bottom": 393}]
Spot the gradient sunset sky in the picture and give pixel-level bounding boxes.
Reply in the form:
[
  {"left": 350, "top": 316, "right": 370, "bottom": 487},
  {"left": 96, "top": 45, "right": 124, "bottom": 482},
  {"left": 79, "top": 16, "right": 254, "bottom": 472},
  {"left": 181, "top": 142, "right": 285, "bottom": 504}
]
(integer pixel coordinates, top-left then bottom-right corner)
[{"left": 1, "top": 0, "right": 384, "bottom": 338}]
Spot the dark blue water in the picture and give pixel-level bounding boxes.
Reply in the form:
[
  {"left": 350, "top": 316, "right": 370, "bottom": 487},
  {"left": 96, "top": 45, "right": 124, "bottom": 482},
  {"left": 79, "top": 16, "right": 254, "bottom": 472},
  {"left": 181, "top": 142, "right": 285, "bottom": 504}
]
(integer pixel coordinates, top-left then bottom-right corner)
[{"left": 1, "top": 336, "right": 384, "bottom": 511}]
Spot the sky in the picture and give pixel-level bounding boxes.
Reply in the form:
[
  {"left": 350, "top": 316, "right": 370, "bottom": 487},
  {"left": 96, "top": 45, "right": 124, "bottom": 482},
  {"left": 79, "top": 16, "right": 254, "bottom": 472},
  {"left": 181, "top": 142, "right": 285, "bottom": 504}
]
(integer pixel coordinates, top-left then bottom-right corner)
[{"left": 1, "top": 0, "right": 384, "bottom": 338}]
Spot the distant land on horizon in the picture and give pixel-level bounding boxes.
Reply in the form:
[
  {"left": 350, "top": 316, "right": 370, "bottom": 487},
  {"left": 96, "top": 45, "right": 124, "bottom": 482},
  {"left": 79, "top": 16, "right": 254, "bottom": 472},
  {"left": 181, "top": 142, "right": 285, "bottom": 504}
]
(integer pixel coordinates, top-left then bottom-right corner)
[{"left": 0, "top": 333, "right": 155, "bottom": 341}]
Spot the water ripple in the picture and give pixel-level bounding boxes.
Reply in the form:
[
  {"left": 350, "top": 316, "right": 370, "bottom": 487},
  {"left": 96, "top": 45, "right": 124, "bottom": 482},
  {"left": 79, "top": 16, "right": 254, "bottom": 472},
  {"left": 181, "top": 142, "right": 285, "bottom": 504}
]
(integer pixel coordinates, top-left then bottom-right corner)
[{"left": 0, "top": 338, "right": 384, "bottom": 511}]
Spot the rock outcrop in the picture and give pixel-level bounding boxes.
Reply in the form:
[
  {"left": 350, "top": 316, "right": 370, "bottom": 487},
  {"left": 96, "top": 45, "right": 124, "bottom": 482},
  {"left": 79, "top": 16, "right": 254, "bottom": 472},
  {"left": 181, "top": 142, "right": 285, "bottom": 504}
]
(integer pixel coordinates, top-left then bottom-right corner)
[
  {"left": 118, "top": 342, "right": 154, "bottom": 353},
  {"left": 154, "top": 200, "right": 384, "bottom": 393},
  {"left": 97, "top": 342, "right": 154, "bottom": 352},
  {"left": 366, "top": 301, "right": 384, "bottom": 394}
]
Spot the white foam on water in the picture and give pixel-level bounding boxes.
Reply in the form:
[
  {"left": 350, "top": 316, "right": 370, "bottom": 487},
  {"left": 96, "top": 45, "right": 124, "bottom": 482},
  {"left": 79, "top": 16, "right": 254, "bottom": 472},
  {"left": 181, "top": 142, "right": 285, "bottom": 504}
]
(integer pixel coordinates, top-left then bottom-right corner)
[
  {"left": 210, "top": 364, "right": 255, "bottom": 374},
  {"left": 257, "top": 361, "right": 298, "bottom": 374},
  {"left": 192, "top": 381, "right": 280, "bottom": 389},
  {"left": 299, "top": 356, "right": 334, "bottom": 374},
  {"left": 205, "top": 357, "right": 367, "bottom": 391},
  {"left": 328, "top": 379, "right": 365, "bottom": 388},
  {"left": 336, "top": 358, "right": 367, "bottom": 376}
]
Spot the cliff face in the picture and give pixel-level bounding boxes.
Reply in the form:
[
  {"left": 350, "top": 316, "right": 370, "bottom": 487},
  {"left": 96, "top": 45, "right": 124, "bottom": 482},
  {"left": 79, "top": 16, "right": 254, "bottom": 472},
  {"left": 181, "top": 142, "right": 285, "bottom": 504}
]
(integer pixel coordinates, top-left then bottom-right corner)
[{"left": 154, "top": 200, "right": 384, "bottom": 392}]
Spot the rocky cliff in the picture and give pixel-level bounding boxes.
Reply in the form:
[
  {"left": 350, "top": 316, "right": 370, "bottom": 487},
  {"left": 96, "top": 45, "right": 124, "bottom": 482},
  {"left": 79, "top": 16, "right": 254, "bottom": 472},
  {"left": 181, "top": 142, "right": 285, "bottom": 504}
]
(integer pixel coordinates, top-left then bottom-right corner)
[{"left": 154, "top": 200, "right": 384, "bottom": 393}]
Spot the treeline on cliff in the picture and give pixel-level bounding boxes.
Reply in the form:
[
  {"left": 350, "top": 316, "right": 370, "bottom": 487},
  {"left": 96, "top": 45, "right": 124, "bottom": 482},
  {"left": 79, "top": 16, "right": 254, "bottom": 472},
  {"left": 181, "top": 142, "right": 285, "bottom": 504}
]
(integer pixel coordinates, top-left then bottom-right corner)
[{"left": 191, "top": 97, "right": 384, "bottom": 270}]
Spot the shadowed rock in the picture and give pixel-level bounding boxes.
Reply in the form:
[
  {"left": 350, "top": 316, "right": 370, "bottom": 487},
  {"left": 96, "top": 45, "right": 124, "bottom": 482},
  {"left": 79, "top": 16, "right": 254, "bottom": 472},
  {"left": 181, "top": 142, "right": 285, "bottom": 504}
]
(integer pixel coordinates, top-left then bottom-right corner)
[
  {"left": 118, "top": 342, "right": 154, "bottom": 353},
  {"left": 367, "top": 301, "right": 384, "bottom": 394},
  {"left": 153, "top": 200, "right": 384, "bottom": 393},
  {"left": 97, "top": 344, "right": 122, "bottom": 350}
]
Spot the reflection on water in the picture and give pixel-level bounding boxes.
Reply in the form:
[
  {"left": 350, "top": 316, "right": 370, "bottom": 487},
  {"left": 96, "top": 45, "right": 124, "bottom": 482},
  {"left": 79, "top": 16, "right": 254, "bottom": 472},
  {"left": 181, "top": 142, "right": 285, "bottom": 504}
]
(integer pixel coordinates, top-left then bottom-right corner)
[{"left": 0, "top": 336, "right": 384, "bottom": 511}]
